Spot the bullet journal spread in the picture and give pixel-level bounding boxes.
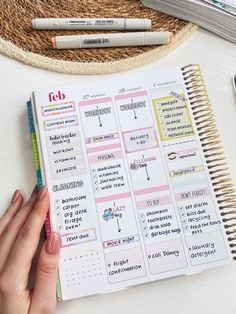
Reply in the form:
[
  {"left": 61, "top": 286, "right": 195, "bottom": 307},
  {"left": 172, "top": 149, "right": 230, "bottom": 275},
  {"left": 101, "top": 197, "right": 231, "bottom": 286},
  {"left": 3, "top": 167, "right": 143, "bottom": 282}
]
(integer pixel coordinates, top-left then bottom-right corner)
[{"left": 27, "top": 65, "right": 236, "bottom": 302}]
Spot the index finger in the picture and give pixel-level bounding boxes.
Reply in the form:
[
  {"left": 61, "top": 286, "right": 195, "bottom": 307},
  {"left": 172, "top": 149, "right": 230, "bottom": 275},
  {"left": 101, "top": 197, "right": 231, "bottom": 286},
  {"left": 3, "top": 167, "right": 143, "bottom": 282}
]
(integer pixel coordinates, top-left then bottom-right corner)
[{"left": 3, "top": 186, "right": 50, "bottom": 290}]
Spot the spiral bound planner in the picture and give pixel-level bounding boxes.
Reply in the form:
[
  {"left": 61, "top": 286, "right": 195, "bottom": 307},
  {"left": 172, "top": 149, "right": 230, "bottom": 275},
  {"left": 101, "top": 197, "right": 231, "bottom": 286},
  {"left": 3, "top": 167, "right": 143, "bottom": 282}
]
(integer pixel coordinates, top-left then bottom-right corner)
[{"left": 27, "top": 64, "right": 236, "bottom": 301}]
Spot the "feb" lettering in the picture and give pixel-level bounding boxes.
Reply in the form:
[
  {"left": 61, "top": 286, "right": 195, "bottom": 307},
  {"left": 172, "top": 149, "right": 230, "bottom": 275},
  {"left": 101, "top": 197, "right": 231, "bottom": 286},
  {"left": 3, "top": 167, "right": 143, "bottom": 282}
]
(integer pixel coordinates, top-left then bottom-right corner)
[{"left": 48, "top": 91, "right": 65, "bottom": 102}]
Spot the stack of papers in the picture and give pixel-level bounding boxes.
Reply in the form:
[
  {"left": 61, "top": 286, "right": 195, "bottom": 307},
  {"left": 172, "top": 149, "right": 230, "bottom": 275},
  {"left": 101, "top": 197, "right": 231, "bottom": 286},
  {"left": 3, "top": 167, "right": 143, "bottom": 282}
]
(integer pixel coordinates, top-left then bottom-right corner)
[{"left": 141, "top": 0, "right": 236, "bottom": 44}]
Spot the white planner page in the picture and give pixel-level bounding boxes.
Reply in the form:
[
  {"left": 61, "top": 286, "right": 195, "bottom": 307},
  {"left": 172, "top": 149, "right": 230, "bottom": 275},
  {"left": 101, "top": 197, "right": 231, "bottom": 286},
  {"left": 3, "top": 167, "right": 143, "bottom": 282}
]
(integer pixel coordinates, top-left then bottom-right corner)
[{"left": 32, "top": 67, "right": 232, "bottom": 301}]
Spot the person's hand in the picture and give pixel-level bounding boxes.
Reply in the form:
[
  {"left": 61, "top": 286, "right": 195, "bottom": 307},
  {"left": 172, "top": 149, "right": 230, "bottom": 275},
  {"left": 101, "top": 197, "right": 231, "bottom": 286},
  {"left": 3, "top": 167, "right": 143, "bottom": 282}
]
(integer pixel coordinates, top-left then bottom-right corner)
[{"left": 0, "top": 186, "right": 61, "bottom": 314}]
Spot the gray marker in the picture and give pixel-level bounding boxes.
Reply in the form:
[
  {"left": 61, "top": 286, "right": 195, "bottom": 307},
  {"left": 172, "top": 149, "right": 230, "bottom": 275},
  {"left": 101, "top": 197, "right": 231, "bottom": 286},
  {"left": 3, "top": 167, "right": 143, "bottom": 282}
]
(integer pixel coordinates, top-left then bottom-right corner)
[
  {"left": 32, "top": 18, "right": 152, "bottom": 31},
  {"left": 52, "top": 32, "right": 174, "bottom": 49}
]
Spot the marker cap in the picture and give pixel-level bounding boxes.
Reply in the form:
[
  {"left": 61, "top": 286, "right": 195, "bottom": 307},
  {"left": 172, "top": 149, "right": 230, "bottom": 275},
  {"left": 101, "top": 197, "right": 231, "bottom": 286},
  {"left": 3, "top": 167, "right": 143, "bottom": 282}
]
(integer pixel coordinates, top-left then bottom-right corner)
[
  {"left": 125, "top": 19, "right": 152, "bottom": 30},
  {"left": 143, "top": 31, "right": 173, "bottom": 45}
]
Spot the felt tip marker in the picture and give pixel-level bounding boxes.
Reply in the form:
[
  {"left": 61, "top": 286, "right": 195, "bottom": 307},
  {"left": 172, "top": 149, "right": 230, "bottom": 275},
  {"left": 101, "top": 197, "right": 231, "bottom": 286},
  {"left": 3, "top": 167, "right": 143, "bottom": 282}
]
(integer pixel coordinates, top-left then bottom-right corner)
[
  {"left": 32, "top": 18, "right": 152, "bottom": 30},
  {"left": 52, "top": 32, "right": 174, "bottom": 49}
]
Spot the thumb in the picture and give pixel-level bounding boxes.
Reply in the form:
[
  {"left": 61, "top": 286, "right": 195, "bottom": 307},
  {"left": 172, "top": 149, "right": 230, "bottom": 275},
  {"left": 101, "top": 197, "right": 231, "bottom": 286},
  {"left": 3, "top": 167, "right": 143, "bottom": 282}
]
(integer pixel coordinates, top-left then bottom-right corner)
[{"left": 30, "top": 232, "right": 61, "bottom": 313}]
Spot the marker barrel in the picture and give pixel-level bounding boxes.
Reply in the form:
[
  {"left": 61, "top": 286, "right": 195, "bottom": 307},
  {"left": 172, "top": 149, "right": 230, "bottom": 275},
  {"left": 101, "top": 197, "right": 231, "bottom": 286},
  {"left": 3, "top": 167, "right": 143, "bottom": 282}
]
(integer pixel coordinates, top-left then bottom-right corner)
[
  {"left": 52, "top": 32, "right": 173, "bottom": 49},
  {"left": 32, "top": 18, "right": 152, "bottom": 30}
]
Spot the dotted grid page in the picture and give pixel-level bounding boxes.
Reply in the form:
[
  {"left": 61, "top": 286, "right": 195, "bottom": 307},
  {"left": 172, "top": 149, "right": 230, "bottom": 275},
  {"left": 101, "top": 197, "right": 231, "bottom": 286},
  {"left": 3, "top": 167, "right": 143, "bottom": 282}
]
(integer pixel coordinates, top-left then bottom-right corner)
[{"left": 32, "top": 66, "right": 232, "bottom": 301}]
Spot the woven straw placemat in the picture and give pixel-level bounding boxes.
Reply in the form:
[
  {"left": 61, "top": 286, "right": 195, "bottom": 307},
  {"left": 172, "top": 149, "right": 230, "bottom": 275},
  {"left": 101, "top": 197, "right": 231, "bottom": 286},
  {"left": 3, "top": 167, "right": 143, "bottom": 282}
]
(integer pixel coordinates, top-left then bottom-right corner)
[{"left": 0, "top": 0, "right": 197, "bottom": 74}]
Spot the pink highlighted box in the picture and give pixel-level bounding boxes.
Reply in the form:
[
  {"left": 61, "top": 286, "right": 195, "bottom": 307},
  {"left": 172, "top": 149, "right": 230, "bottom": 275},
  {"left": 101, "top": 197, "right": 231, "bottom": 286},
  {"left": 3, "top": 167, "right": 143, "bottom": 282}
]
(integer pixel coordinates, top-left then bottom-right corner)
[
  {"left": 85, "top": 132, "right": 119, "bottom": 144},
  {"left": 87, "top": 143, "right": 121, "bottom": 154},
  {"left": 88, "top": 150, "right": 123, "bottom": 164},
  {"left": 122, "top": 127, "right": 158, "bottom": 153},
  {"left": 103, "top": 234, "right": 140, "bottom": 249},
  {"left": 79, "top": 97, "right": 112, "bottom": 107},
  {"left": 136, "top": 195, "right": 171, "bottom": 210},
  {"left": 134, "top": 185, "right": 169, "bottom": 196},
  {"left": 115, "top": 90, "right": 148, "bottom": 101},
  {"left": 175, "top": 187, "right": 210, "bottom": 202},
  {"left": 95, "top": 192, "right": 131, "bottom": 204}
]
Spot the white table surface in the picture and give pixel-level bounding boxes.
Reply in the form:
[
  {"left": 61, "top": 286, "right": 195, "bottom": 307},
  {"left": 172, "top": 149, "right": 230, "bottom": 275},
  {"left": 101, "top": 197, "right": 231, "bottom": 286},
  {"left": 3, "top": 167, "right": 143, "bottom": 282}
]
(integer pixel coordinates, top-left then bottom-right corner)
[{"left": 1, "top": 28, "right": 236, "bottom": 314}]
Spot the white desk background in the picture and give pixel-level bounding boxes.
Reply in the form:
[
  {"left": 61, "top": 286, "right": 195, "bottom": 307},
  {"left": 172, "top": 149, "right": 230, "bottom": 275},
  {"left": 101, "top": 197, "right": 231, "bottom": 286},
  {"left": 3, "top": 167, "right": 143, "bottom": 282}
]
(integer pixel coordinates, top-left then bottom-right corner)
[{"left": 0, "top": 28, "right": 236, "bottom": 314}]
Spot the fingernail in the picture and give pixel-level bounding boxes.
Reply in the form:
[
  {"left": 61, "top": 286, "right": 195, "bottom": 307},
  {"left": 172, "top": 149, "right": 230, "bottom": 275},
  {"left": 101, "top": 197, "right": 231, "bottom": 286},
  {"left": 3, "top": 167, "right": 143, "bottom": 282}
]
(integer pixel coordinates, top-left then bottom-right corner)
[
  {"left": 11, "top": 190, "right": 20, "bottom": 204},
  {"left": 46, "top": 232, "right": 61, "bottom": 255},
  {"left": 38, "top": 186, "right": 47, "bottom": 200},
  {"left": 31, "top": 185, "right": 38, "bottom": 198}
]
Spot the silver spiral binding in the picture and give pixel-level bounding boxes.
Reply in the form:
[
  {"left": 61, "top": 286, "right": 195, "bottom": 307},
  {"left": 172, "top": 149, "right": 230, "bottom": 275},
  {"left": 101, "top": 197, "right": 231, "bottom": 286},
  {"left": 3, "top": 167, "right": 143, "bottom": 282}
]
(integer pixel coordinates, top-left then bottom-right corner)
[{"left": 181, "top": 64, "right": 236, "bottom": 260}]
